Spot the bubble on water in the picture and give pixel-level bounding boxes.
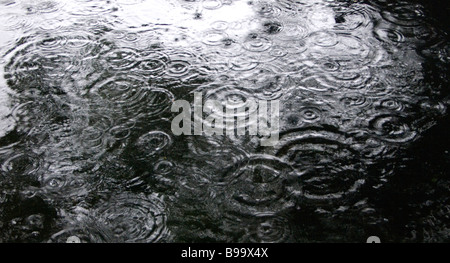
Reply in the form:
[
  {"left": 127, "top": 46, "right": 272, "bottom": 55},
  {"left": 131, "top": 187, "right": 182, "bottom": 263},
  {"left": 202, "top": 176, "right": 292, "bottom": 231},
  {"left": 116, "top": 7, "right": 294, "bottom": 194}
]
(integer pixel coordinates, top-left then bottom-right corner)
[
  {"left": 66, "top": 236, "right": 81, "bottom": 243},
  {"left": 43, "top": 176, "right": 66, "bottom": 190}
]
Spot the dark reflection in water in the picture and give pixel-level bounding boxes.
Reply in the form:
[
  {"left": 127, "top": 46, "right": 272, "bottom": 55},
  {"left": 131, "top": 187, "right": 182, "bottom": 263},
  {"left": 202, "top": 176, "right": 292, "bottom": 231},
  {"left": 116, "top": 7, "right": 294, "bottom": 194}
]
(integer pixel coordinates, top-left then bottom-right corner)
[{"left": 0, "top": 0, "right": 448, "bottom": 242}]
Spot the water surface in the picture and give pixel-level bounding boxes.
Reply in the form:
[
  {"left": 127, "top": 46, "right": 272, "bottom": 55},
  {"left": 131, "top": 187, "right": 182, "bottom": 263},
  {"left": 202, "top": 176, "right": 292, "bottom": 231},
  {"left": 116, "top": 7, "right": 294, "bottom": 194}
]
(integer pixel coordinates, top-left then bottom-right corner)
[{"left": 0, "top": 0, "right": 449, "bottom": 242}]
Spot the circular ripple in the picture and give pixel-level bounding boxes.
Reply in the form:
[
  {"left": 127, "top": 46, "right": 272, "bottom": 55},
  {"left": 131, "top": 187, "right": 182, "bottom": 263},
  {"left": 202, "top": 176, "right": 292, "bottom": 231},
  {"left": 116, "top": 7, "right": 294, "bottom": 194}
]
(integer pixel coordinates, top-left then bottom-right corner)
[
  {"left": 379, "top": 99, "right": 405, "bottom": 111},
  {"left": 229, "top": 54, "right": 260, "bottom": 71},
  {"left": 381, "top": 4, "right": 424, "bottom": 27},
  {"left": 1, "top": 153, "right": 41, "bottom": 175},
  {"left": 269, "top": 46, "right": 288, "bottom": 58},
  {"left": 35, "top": 1, "right": 62, "bottom": 13},
  {"left": 279, "top": 23, "right": 308, "bottom": 41},
  {"left": 80, "top": 126, "right": 105, "bottom": 150},
  {"left": 275, "top": 129, "right": 366, "bottom": 203},
  {"left": 91, "top": 75, "right": 174, "bottom": 119},
  {"left": 48, "top": 226, "right": 111, "bottom": 243},
  {"left": 94, "top": 193, "right": 169, "bottom": 243},
  {"left": 299, "top": 107, "right": 322, "bottom": 123},
  {"left": 134, "top": 131, "right": 172, "bottom": 159},
  {"left": 334, "top": 4, "right": 373, "bottom": 31},
  {"left": 211, "top": 21, "right": 229, "bottom": 31},
  {"left": 221, "top": 155, "right": 298, "bottom": 214},
  {"left": 250, "top": 214, "right": 292, "bottom": 243},
  {"left": 202, "top": 31, "right": 228, "bottom": 46},
  {"left": 138, "top": 51, "right": 169, "bottom": 76},
  {"left": 340, "top": 92, "right": 367, "bottom": 105},
  {"left": 195, "top": 84, "right": 258, "bottom": 134},
  {"left": 164, "top": 50, "right": 201, "bottom": 79},
  {"left": 369, "top": 115, "right": 417, "bottom": 143},
  {"left": 309, "top": 31, "right": 339, "bottom": 47},
  {"left": 153, "top": 160, "right": 175, "bottom": 175},
  {"left": 242, "top": 70, "right": 287, "bottom": 100},
  {"left": 68, "top": 0, "right": 116, "bottom": 16},
  {"left": 202, "top": 0, "right": 222, "bottom": 10},
  {"left": 166, "top": 60, "right": 191, "bottom": 78},
  {"left": 2, "top": 13, "right": 33, "bottom": 31},
  {"left": 103, "top": 48, "right": 140, "bottom": 70},
  {"left": 374, "top": 28, "right": 405, "bottom": 44},
  {"left": 318, "top": 67, "right": 374, "bottom": 91},
  {"left": 243, "top": 33, "right": 272, "bottom": 52},
  {"left": 255, "top": 2, "right": 282, "bottom": 17},
  {"left": 319, "top": 59, "right": 340, "bottom": 72},
  {"left": 301, "top": 165, "right": 366, "bottom": 201}
]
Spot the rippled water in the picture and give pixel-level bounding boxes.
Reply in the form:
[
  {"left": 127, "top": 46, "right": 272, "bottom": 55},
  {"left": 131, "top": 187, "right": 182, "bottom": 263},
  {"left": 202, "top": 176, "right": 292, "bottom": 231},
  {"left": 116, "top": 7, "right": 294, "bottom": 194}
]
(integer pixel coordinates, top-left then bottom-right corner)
[{"left": 0, "top": 0, "right": 449, "bottom": 243}]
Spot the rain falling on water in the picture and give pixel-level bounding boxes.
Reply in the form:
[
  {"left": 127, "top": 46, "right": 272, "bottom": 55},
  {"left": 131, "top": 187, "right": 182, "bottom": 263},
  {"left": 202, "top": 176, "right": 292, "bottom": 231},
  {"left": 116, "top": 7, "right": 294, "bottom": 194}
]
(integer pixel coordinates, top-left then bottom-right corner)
[{"left": 0, "top": 0, "right": 449, "bottom": 242}]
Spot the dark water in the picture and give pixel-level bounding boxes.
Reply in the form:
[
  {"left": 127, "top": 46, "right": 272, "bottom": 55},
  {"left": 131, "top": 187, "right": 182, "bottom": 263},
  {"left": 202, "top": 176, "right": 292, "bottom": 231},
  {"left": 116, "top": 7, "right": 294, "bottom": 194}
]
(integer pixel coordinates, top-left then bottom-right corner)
[{"left": 0, "top": 0, "right": 449, "bottom": 243}]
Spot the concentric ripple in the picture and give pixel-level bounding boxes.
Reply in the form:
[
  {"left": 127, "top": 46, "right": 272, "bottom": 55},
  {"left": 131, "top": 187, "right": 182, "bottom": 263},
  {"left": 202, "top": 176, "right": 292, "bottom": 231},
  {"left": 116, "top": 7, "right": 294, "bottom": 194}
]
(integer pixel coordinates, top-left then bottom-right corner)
[
  {"left": 194, "top": 84, "right": 258, "bottom": 133},
  {"left": 90, "top": 75, "right": 174, "bottom": 119},
  {"left": 243, "top": 33, "right": 272, "bottom": 52},
  {"left": 220, "top": 155, "right": 299, "bottom": 214},
  {"left": 134, "top": 131, "right": 172, "bottom": 160},
  {"left": 1, "top": 153, "right": 41, "bottom": 175},
  {"left": 103, "top": 48, "right": 140, "bottom": 71},
  {"left": 334, "top": 4, "right": 374, "bottom": 31},
  {"left": 94, "top": 193, "right": 169, "bottom": 243},
  {"left": 275, "top": 129, "right": 367, "bottom": 203},
  {"left": 250, "top": 214, "right": 293, "bottom": 243},
  {"left": 368, "top": 115, "right": 417, "bottom": 143},
  {"left": 381, "top": 4, "right": 425, "bottom": 27},
  {"left": 138, "top": 51, "right": 169, "bottom": 76}
]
